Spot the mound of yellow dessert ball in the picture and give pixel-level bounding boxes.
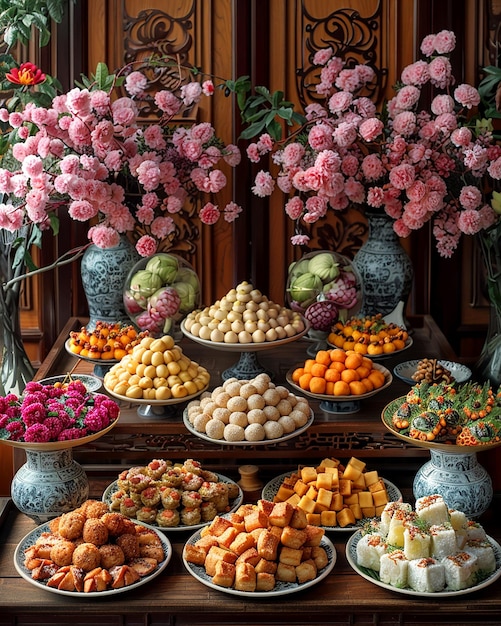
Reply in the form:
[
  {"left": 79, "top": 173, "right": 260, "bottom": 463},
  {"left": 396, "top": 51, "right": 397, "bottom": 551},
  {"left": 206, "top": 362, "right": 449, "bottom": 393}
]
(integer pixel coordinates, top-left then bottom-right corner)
[{"left": 103, "top": 334, "right": 210, "bottom": 401}]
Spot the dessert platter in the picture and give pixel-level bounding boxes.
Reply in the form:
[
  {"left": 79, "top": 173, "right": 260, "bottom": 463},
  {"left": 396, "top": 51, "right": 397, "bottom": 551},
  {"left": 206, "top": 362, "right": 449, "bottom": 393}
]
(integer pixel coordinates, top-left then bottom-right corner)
[
  {"left": 14, "top": 507, "right": 172, "bottom": 597},
  {"left": 183, "top": 528, "right": 336, "bottom": 597},
  {"left": 381, "top": 382, "right": 501, "bottom": 518},
  {"left": 65, "top": 338, "right": 119, "bottom": 377},
  {"left": 38, "top": 373, "right": 103, "bottom": 392},
  {"left": 183, "top": 407, "right": 314, "bottom": 446},
  {"left": 345, "top": 495, "right": 501, "bottom": 597},
  {"left": 262, "top": 473, "right": 401, "bottom": 533},
  {"left": 102, "top": 472, "right": 243, "bottom": 533},
  {"left": 180, "top": 280, "right": 310, "bottom": 380},
  {"left": 286, "top": 362, "right": 392, "bottom": 414},
  {"left": 393, "top": 359, "right": 472, "bottom": 386}
]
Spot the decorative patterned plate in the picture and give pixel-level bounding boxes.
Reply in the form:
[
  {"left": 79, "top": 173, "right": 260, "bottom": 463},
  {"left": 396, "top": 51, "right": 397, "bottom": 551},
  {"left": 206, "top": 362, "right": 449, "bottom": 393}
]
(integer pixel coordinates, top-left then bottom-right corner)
[
  {"left": 14, "top": 520, "right": 172, "bottom": 597},
  {"left": 261, "top": 473, "right": 402, "bottom": 532},
  {"left": 346, "top": 530, "right": 501, "bottom": 597},
  {"left": 381, "top": 396, "right": 501, "bottom": 453},
  {"left": 102, "top": 473, "right": 243, "bottom": 533},
  {"left": 393, "top": 360, "right": 472, "bottom": 385},
  {"left": 38, "top": 374, "right": 102, "bottom": 392},
  {"left": 183, "top": 530, "right": 336, "bottom": 597},
  {"left": 183, "top": 408, "right": 314, "bottom": 446}
]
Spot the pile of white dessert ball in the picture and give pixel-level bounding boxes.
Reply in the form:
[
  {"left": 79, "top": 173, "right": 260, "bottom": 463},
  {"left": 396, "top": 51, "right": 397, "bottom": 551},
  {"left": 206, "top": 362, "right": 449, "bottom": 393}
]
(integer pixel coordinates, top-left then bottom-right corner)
[
  {"left": 185, "top": 373, "right": 312, "bottom": 442},
  {"left": 182, "top": 281, "right": 307, "bottom": 344}
]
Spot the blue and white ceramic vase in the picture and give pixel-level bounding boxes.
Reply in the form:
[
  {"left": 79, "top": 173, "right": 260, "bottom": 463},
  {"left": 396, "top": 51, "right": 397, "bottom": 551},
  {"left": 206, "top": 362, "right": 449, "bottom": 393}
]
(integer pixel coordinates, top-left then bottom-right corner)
[
  {"left": 81, "top": 235, "right": 140, "bottom": 330},
  {"left": 11, "top": 447, "right": 89, "bottom": 524},
  {"left": 353, "top": 211, "right": 413, "bottom": 317}
]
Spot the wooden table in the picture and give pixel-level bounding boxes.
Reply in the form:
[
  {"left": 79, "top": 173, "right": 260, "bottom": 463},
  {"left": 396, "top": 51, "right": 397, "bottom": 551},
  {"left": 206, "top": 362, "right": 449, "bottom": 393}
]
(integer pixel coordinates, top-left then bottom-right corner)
[
  {"left": 0, "top": 486, "right": 500, "bottom": 626},
  {"left": 2, "top": 315, "right": 501, "bottom": 624}
]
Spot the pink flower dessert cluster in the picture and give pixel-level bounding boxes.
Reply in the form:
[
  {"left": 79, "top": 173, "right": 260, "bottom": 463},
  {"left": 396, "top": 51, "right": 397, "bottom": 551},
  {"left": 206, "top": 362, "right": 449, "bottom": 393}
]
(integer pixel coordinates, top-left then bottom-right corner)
[
  {"left": 0, "top": 380, "right": 120, "bottom": 443},
  {"left": 0, "top": 61, "right": 242, "bottom": 257},
  {"left": 247, "top": 30, "right": 501, "bottom": 257}
]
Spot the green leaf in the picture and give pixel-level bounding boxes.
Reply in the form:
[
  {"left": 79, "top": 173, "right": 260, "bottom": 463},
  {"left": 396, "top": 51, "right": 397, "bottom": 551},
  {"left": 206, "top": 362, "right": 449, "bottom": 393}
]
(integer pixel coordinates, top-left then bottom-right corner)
[
  {"left": 239, "top": 120, "right": 267, "bottom": 140},
  {"left": 266, "top": 119, "right": 283, "bottom": 141},
  {"left": 49, "top": 213, "right": 60, "bottom": 237}
]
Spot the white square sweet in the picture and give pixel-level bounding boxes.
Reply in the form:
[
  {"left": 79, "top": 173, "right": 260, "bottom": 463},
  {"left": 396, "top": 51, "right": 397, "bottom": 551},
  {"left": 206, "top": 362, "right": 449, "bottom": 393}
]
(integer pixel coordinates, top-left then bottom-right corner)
[
  {"left": 463, "top": 540, "right": 496, "bottom": 574},
  {"left": 379, "top": 550, "right": 409, "bottom": 588},
  {"left": 403, "top": 526, "right": 431, "bottom": 560},
  {"left": 408, "top": 557, "right": 446, "bottom": 593},
  {"left": 386, "top": 510, "right": 418, "bottom": 548},
  {"left": 465, "top": 521, "right": 487, "bottom": 542},
  {"left": 429, "top": 523, "right": 458, "bottom": 559},
  {"left": 380, "top": 501, "right": 413, "bottom": 536},
  {"left": 415, "top": 494, "right": 449, "bottom": 526},
  {"left": 356, "top": 533, "right": 388, "bottom": 571},
  {"left": 442, "top": 551, "right": 478, "bottom": 590},
  {"left": 448, "top": 508, "right": 468, "bottom": 531}
]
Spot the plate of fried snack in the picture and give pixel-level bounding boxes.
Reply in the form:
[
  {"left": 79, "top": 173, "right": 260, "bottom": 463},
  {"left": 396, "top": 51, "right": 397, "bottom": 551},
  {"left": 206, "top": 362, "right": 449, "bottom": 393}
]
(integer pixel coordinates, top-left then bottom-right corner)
[
  {"left": 261, "top": 456, "right": 401, "bottom": 532},
  {"left": 393, "top": 358, "right": 471, "bottom": 386},
  {"left": 14, "top": 500, "right": 172, "bottom": 596},
  {"left": 183, "top": 500, "right": 336, "bottom": 596},
  {"left": 102, "top": 458, "right": 243, "bottom": 532}
]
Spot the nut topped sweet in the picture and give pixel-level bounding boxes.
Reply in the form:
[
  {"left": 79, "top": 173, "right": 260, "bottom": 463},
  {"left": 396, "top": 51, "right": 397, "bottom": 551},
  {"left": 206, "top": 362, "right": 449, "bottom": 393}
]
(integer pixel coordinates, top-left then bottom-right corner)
[{"left": 182, "top": 281, "right": 306, "bottom": 344}]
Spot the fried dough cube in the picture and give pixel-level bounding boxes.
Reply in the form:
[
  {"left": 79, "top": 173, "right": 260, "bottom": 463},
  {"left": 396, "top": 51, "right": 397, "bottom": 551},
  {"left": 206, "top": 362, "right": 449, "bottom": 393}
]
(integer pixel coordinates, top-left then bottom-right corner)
[
  {"left": 256, "top": 571, "right": 276, "bottom": 591},
  {"left": 280, "top": 526, "right": 307, "bottom": 549},
  {"left": 208, "top": 516, "right": 234, "bottom": 537},
  {"left": 293, "top": 480, "right": 309, "bottom": 497},
  {"left": 229, "top": 532, "right": 255, "bottom": 556},
  {"left": 234, "top": 562, "right": 256, "bottom": 592},
  {"left": 298, "top": 495, "right": 316, "bottom": 514},
  {"left": 364, "top": 470, "right": 380, "bottom": 487},
  {"left": 320, "top": 510, "right": 337, "bottom": 527},
  {"left": 316, "top": 472, "right": 332, "bottom": 490},
  {"left": 337, "top": 507, "right": 356, "bottom": 528},
  {"left": 257, "top": 499, "right": 275, "bottom": 516},
  {"left": 286, "top": 493, "right": 301, "bottom": 506},
  {"left": 244, "top": 510, "right": 269, "bottom": 532},
  {"left": 269, "top": 501, "right": 294, "bottom": 528},
  {"left": 257, "top": 530, "right": 280, "bottom": 560},
  {"left": 184, "top": 544, "right": 207, "bottom": 566},
  {"left": 235, "top": 547, "right": 261, "bottom": 567},
  {"left": 204, "top": 545, "right": 237, "bottom": 577},
  {"left": 311, "top": 546, "right": 329, "bottom": 570},
  {"left": 304, "top": 524, "right": 325, "bottom": 547},
  {"left": 296, "top": 559, "right": 317, "bottom": 584},
  {"left": 212, "top": 559, "right": 236, "bottom": 588},
  {"left": 306, "top": 513, "right": 322, "bottom": 526},
  {"left": 358, "top": 491, "right": 374, "bottom": 509},
  {"left": 289, "top": 507, "right": 308, "bottom": 529},
  {"left": 279, "top": 546, "right": 303, "bottom": 566},
  {"left": 217, "top": 526, "right": 239, "bottom": 549},
  {"left": 330, "top": 493, "right": 344, "bottom": 511},
  {"left": 254, "top": 558, "right": 278, "bottom": 574},
  {"left": 276, "top": 562, "right": 296, "bottom": 583},
  {"left": 301, "top": 466, "right": 317, "bottom": 484}
]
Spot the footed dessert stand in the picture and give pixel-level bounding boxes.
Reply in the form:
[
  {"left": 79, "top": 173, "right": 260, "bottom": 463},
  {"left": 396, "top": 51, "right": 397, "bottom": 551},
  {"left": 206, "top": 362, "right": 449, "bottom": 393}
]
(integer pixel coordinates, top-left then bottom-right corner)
[{"left": 382, "top": 397, "right": 498, "bottom": 518}]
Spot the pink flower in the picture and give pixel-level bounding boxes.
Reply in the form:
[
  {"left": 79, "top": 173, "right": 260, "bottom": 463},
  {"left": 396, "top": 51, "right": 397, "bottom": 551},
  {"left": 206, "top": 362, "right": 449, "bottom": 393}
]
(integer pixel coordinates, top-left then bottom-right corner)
[
  {"left": 135, "top": 234, "right": 158, "bottom": 257},
  {"left": 223, "top": 201, "right": 242, "bottom": 222},
  {"left": 154, "top": 90, "right": 181, "bottom": 116},
  {"left": 457, "top": 209, "right": 481, "bottom": 235},
  {"left": 459, "top": 185, "right": 482, "bottom": 210},
  {"left": 290, "top": 234, "right": 310, "bottom": 245},
  {"left": 252, "top": 171, "right": 275, "bottom": 197},
  {"left": 313, "top": 48, "right": 333, "bottom": 65},
  {"left": 454, "top": 84, "right": 480, "bottom": 108},
  {"left": 88, "top": 225, "right": 121, "bottom": 248},
  {"left": 125, "top": 71, "right": 148, "bottom": 97},
  {"left": 181, "top": 82, "right": 202, "bottom": 106},
  {"left": 428, "top": 56, "right": 453, "bottom": 89},
  {"left": 285, "top": 196, "right": 304, "bottom": 219},
  {"left": 359, "top": 118, "right": 384, "bottom": 141},
  {"left": 202, "top": 80, "right": 215, "bottom": 96},
  {"left": 434, "top": 30, "right": 456, "bottom": 54},
  {"left": 308, "top": 124, "right": 333, "bottom": 151},
  {"left": 199, "top": 202, "right": 220, "bottom": 224}
]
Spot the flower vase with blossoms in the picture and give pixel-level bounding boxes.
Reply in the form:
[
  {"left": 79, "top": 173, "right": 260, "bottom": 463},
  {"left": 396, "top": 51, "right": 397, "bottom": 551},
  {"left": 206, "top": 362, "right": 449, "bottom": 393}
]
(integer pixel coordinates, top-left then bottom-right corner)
[
  {"left": 238, "top": 29, "right": 501, "bottom": 321},
  {"left": 0, "top": 58, "right": 243, "bottom": 354}
]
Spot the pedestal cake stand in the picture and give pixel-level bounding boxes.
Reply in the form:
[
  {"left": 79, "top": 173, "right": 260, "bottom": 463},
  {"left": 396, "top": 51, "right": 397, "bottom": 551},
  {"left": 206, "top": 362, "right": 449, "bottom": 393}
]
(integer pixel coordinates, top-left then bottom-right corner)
[{"left": 381, "top": 396, "right": 498, "bottom": 518}]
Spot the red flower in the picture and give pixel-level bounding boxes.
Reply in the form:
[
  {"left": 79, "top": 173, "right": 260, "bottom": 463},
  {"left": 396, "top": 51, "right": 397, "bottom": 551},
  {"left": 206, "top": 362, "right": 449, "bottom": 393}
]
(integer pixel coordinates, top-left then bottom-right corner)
[{"left": 5, "top": 62, "right": 46, "bottom": 86}]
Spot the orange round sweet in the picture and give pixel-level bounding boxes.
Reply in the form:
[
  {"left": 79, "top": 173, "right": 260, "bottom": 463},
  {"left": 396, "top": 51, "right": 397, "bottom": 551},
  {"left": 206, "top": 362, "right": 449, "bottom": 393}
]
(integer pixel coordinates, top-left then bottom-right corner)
[{"left": 333, "top": 380, "right": 351, "bottom": 396}]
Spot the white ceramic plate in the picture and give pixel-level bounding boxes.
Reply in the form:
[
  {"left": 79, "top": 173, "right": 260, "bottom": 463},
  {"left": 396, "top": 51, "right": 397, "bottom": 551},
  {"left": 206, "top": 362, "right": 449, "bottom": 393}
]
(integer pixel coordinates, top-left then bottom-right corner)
[
  {"left": 104, "top": 382, "right": 209, "bottom": 406},
  {"left": 183, "top": 530, "right": 336, "bottom": 597},
  {"left": 180, "top": 319, "right": 310, "bottom": 352},
  {"left": 393, "top": 359, "right": 472, "bottom": 385},
  {"left": 261, "top": 473, "right": 402, "bottom": 532},
  {"left": 286, "top": 362, "right": 393, "bottom": 403},
  {"left": 346, "top": 530, "right": 501, "bottom": 597},
  {"left": 102, "top": 473, "right": 243, "bottom": 533},
  {"left": 14, "top": 520, "right": 172, "bottom": 597},
  {"left": 183, "top": 408, "right": 314, "bottom": 446}
]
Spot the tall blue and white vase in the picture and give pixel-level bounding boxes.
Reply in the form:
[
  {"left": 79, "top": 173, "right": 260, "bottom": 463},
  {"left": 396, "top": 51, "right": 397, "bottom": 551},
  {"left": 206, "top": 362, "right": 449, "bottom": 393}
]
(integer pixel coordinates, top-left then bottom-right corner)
[
  {"left": 81, "top": 235, "right": 140, "bottom": 330},
  {"left": 353, "top": 210, "right": 414, "bottom": 318}
]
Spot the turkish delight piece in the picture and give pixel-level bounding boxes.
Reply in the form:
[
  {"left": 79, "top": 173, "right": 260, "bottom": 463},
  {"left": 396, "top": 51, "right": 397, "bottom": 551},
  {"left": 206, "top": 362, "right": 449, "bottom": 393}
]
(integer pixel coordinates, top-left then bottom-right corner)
[
  {"left": 403, "top": 525, "right": 431, "bottom": 560},
  {"left": 448, "top": 508, "right": 468, "bottom": 531},
  {"left": 386, "top": 510, "right": 418, "bottom": 548},
  {"left": 379, "top": 550, "right": 409, "bottom": 588},
  {"left": 463, "top": 540, "right": 496, "bottom": 574},
  {"left": 408, "top": 557, "right": 446, "bottom": 593},
  {"left": 442, "top": 551, "right": 478, "bottom": 591},
  {"left": 415, "top": 494, "right": 449, "bottom": 526},
  {"left": 465, "top": 520, "right": 487, "bottom": 542},
  {"left": 356, "top": 533, "right": 388, "bottom": 571},
  {"left": 380, "top": 501, "right": 413, "bottom": 536},
  {"left": 429, "top": 523, "right": 458, "bottom": 559}
]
